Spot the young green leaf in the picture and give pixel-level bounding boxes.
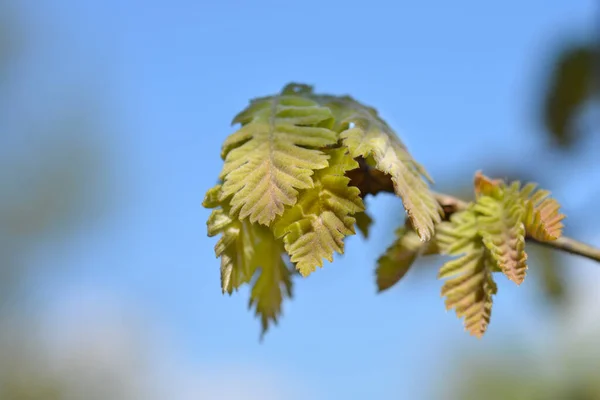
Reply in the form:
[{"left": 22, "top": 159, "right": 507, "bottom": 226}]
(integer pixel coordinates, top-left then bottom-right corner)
[
  {"left": 354, "top": 210, "right": 373, "bottom": 239},
  {"left": 249, "top": 228, "right": 293, "bottom": 338},
  {"left": 219, "top": 94, "right": 338, "bottom": 226},
  {"left": 204, "top": 184, "right": 293, "bottom": 336},
  {"left": 204, "top": 184, "right": 258, "bottom": 294},
  {"left": 320, "top": 96, "right": 442, "bottom": 241},
  {"left": 376, "top": 226, "right": 436, "bottom": 292},
  {"left": 519, "top": 183, "right": 565, "bottom": 241},
  {"left": 474, "top": 170, "right": 503, "bottom": 199},
  {"left": 340, "top": 102, "right": 442, "bottom": 240},
  {"left": 436, "top": 212, "right": 498, "bottom": 338},
  {"left": 474, "top": 187, "right": 528, "bottom": 285},
  {"left": 272, "top": 148, "right": 364, "bottom": 277},
  {"left": 439, "top": 246, "right": 497, "bottom": 338}
]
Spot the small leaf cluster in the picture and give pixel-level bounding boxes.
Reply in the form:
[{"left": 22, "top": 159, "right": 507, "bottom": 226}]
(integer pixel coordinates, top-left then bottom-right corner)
[
  {"left": 204, "top": 83, "right": 566, "bottom": 338},
  {"left": 203, "top": 83, "right": 440, "bottom": 336},
  {"left": 377, "top": 172, "right": 565, "bottom": 337}
]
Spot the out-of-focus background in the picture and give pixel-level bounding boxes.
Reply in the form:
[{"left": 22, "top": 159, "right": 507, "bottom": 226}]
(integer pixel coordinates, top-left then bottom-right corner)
[{"left": 1, "top": 1, "right": 598, "bottom": 399}]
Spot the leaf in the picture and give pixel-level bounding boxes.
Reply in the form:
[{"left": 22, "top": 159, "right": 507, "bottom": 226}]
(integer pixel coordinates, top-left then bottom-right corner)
[
  {"left": 474, "top": 170, "right": 502, "bottom": 199},
  {"left": 543, "top": 44, "right": 597, "bottom": 148},
  {"left": 317, "top": 96, "right": 442, "bottom": 241},
  {"left": 204, "top": 184, "right": 258, "bottom": 294},
  {"left": 219, "top": 93, "right": 338, "bottom": 226},
  {"left": 354, "top": 210, "right": 373, "bottom": 238},
  {"left": 436, "top": 210, "right": 479, "bottom": 255},
  {"left": 249, "top": 228, "right": 293, "bottom": 339},
  {"left": 272, "top": 148, "right": 364, "bottom": 276},
  {"left": 436, "top": 212, "right": 498, "bottom": 338},
  {"left": 202, "top": 184, "right": 222, "bottom": 209},
  {"left": 439, "top": 247, "right": 497, "bottom": 338},
  {"left": 474, "top": 187, "right": 528, "bottom": 285},
  {"left": 204, "top": 184, "right": 293, "bottom": 336},
  {"left": 376, "top": 226, "right": 434, "bottom": 292},
  {"left": 519, "top": 183, "right": 565, "bottom": 241}
]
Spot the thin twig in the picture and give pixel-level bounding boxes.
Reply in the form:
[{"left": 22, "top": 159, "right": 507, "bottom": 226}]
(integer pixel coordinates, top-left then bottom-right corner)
[
  {"left": 526, "top": 237, "right": 600, "bottom": 263},
  {"left": 346, "top": 159, "right": 600, "bottom": 263}
]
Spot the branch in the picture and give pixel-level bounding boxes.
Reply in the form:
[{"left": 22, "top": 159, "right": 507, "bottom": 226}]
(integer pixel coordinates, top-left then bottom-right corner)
[
  {"left": 431, "top": 192, "right": 600, "bottom": 263},
  {"left": 345, "top": 161, "right": 600, "bottom": 263}
]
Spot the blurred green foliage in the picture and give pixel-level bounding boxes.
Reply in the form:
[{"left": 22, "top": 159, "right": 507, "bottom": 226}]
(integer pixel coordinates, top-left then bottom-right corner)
[
  {"left": 446, "top": 340, "right": 600, "bottom": 400},
  {"left": 543, "top": 43, "right": 598, "bottom": 149},
  {"left": 0, "top": 6, "right": 112, "bottom": 400}
]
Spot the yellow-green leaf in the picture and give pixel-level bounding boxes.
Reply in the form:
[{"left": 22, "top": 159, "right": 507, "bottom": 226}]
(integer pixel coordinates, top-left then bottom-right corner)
[
  {"left": 436, "top": 213, "right": 497, "bottom": 338},
  {"left": 436, "top": 210, "right": 479, "bottom": 256},
  {"left": 439, "top": 247, "right": 497, "bottom": 338},
  {"left": 473, "top": 171, "right": 502, "bottom": 199},
  {"left": 317, "top": 96, "right": 442, "bottom": 241},
  {"left": 474, "top": 190, "right": 528, "bottom": 285},
  {"left": 272, "top": 148, "right": 364, "bottom": 276},
  {"left": 249, "top": 228, "right": 293, "bottom": 338},
  {"left": 219, "top": 94, "right": 338, "bottom": 226},
  {"left": 354, "top": 210, "right": 373, "bottom": 239},
  {"left": 202, "top": 184, "right": 223, "bottom": 209},
  {"left": 204, "top": 185, "right": 259, "bottom": 294},
  {"left": 376, "top": 226, "right": 434, "bottom": 292},
  {"left": 204, "top": 184, "right": 292, "bottom": 335},
  {"left": 519, "top": 184, "right": 565, "bottom": 241}
]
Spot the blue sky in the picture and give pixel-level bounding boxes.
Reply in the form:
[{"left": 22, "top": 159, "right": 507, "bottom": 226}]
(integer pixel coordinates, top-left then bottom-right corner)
[{"left": 9, "top": 0, "right": 599, "bottom": 399}]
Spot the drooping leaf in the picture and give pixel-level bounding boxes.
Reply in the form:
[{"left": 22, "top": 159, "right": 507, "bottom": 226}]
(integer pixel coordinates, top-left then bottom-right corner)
[
  {"left": 474, "top": 184, "right": 528, "bottom": 285},
  {"left": 376, "top": 226, "right": 437, "bottom": 292},
  {"left": 204, "top": 85, "right": 576, "bottom": 340},
  {"left": 272, "top": 148, "right": 364, "bottom": 276},
  {"left": 519, "top": 183, "right": 565, "bottom": 241},
  {"left": 204, "top": 184, "right": 258, "bottom": 294},
  {"left": 354, "top": 210, "right": 373, "bottom": 239},
  {"left": 209, "top": 209, "right": 259, "bottom": 293},
  {"left": 249, "top": 228, "right": 293, "bottom": 338},
  {"left": 436, "top": 211, "right": 498, "bottom": 338},
  {"left": 316, "top": 96, "right": 442, "bottom": 241},
  {"left": 219, "top": 93, "right": 338, "bottom": 226},
  {"left": 204, "top": 184, "right": 293, "bottom": 336},
  {"left": 439, "top": 247, "right": 497, "bottom": 338}
]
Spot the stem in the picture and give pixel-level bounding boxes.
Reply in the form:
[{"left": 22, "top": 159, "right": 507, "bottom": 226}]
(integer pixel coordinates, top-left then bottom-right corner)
[
  {"left": 528, "top": 237, "right": 600, "bottom": 262},
  {"left": 346, "top": 158, "right": 600, "bottom": 263},
  {"left": 432, "top": 192, "right": 600, "bottom": 264}
]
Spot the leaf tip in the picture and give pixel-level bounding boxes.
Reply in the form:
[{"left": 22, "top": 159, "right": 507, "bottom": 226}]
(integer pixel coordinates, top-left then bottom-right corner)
[{"left": 474, "top": 170, "right": 503, "bottom": 198}]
